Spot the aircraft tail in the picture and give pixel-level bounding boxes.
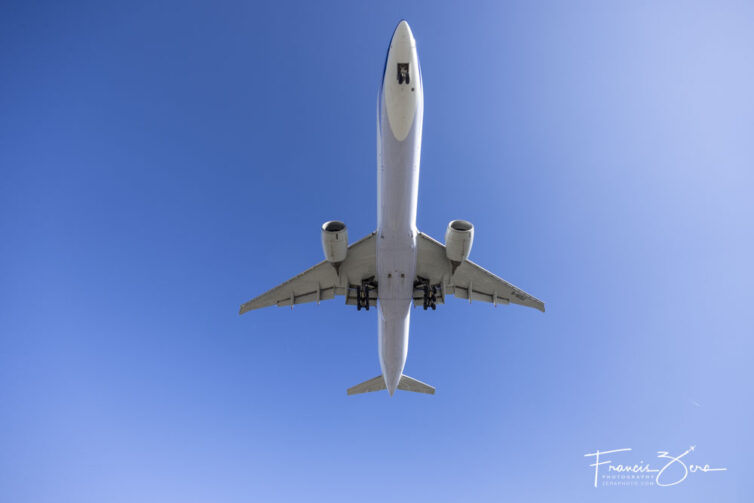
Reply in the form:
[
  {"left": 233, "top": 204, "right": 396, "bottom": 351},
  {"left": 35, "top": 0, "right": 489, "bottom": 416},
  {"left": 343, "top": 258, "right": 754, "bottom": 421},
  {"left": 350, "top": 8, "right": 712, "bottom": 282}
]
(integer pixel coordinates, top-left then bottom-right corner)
[{"left": 347, "top": 374, "right": 435, "bottom": 395}]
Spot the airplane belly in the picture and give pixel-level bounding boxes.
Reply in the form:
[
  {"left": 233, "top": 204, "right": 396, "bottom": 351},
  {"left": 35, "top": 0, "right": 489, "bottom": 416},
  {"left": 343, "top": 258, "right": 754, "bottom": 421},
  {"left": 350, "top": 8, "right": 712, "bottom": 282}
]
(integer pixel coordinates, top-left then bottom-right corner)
[
  {"left": 376, "top": 136, "right": 417, "bottom": 392},
  {"left": 375, "top": 20, "right": 423, "bottom": 395}
]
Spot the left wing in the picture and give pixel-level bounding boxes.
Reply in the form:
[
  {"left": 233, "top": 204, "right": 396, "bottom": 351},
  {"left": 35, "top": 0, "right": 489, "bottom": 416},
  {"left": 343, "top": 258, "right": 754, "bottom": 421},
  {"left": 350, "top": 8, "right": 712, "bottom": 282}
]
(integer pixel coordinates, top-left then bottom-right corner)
[
  {"left": 416, "top": 232, "right": 545, "bottom": 312},
  {"left": 239, "top": 232, "right": 377, "bottom": 314}
]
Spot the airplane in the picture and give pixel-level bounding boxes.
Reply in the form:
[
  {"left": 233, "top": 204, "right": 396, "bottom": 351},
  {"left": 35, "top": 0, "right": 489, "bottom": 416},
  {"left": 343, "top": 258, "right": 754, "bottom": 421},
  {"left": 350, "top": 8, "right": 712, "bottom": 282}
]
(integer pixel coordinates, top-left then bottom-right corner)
[{"left": 239, "top": 20, "right": 544, "bottom": 396}]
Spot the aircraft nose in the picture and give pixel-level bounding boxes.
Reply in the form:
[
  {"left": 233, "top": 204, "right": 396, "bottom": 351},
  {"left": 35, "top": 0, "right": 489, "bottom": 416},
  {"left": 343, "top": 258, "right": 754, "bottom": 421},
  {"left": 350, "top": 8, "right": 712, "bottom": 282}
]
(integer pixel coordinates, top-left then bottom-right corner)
[
  {"left": 391, "top": 20, "right": 415, "bottom": 48},
  {"left": 382, "top": 20, "right": 421, "bottom": 142}
]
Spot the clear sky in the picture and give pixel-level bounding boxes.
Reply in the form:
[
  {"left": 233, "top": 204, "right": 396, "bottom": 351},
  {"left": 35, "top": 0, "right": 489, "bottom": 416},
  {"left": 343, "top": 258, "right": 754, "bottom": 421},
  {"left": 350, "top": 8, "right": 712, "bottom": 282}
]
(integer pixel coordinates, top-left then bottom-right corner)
[{"left": 2, "top": 1, "right": 752, "bottom": 501}]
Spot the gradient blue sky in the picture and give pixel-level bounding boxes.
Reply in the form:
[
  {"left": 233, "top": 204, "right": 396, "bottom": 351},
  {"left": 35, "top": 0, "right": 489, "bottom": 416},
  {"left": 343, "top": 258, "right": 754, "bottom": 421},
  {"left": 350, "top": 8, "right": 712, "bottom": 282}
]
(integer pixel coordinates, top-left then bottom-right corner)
[{"left": 2, "top": 1, "right": 752, "bottom": 502}]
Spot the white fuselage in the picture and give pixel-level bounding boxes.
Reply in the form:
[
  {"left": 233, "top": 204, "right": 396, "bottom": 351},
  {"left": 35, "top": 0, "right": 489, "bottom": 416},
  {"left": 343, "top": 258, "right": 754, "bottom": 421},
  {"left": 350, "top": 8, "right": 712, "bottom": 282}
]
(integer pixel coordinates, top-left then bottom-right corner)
[{"left": 376, "top": 21, "right": 423, "bottom": 395}]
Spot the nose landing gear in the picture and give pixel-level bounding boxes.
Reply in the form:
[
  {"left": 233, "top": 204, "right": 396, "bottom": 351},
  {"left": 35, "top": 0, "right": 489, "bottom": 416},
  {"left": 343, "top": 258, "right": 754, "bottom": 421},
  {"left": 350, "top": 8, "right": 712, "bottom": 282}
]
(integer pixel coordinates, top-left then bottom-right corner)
[{"left": 397, "top": 63, "right": 410, "bottom": 85}]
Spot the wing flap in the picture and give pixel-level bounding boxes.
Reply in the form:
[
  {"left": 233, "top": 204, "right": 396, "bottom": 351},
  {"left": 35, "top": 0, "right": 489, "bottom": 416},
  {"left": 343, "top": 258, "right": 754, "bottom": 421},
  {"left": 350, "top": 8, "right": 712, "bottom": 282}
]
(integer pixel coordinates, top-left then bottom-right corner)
[{"left": 272, "top": 285, "right": 338, "bottom": 308}]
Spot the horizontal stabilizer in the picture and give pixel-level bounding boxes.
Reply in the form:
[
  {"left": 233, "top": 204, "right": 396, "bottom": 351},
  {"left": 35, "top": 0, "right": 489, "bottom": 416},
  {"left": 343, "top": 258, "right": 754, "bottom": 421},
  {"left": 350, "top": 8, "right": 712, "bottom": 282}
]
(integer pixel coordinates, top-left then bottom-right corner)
[
  {"left": 347, "top": 374, "right": 435, "bottom": 395},
  {"left": 347, "top": 375, "right": 386, "bottom": 395},
  {"left": 397, "top": 375, "right": 435, "bottom": 394}
]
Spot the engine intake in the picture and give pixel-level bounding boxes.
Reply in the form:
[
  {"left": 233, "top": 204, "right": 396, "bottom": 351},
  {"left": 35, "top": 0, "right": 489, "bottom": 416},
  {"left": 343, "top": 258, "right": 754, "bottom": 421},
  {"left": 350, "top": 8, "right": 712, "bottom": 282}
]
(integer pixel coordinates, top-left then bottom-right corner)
[
  {"left": 445, "top": 219, "right": 474, "bottom": 263},
  {"left": 321, "top": 220, "right": 348, "bottom": 263}
]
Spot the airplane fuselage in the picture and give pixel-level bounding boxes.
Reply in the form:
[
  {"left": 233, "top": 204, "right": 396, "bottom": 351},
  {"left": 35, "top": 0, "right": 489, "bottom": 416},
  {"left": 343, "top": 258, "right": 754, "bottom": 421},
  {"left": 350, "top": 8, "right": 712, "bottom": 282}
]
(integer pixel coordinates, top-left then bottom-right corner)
[
  {"left": 238, "top": 20, "right": 544, "bottom": 396},
  {"left": 376, "top": 21, "right": 423, "bottom": 395}
]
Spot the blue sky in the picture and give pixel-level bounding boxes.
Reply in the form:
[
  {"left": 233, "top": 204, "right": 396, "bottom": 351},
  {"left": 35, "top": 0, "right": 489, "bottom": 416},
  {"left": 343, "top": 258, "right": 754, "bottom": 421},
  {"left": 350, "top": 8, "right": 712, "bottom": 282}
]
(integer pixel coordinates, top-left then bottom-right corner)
[{"left": 2, "top": 1, "right": 752, "bottom": 501}]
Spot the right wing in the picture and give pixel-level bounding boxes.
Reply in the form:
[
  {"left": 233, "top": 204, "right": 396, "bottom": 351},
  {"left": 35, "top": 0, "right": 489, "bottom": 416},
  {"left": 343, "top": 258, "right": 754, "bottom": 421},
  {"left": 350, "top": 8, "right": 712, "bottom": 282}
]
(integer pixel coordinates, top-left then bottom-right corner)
[
  {"left": 239, "top": 232, "right": 377, "bottom": 314},
  {"left": 416, "top": 232, "right": 545, "bottom": 312}
]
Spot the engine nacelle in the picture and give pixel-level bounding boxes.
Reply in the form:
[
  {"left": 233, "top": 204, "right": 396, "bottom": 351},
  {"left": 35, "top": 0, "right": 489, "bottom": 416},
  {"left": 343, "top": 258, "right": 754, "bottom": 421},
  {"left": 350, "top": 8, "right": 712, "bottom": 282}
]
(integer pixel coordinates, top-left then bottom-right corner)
[
  {"left": 445, "top": 219, "right": 474, "bottom": 263},
  {"left": 321, "top": 220, "right": 348, "bottom": 263}
]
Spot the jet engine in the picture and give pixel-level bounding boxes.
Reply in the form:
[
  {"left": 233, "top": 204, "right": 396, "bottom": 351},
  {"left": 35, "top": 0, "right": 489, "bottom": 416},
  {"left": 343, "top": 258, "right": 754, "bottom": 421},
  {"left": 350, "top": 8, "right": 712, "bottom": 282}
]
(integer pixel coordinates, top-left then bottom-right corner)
[
  {"left": 321, "top": 220, "right": 348, "bottom": 263},
  {"left": 445, "top": 219, "right": 474, "bottom": 263}
]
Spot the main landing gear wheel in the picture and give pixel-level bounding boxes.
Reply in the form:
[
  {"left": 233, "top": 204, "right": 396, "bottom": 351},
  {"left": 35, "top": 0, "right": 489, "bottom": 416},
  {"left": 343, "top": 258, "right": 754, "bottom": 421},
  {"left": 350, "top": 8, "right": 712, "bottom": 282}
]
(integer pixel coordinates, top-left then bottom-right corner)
[
  {"left": 356, "top": 277, "right": 377, "bottom": 311},
  {"left": 416, "top": 276, "right": 439, "bottom": 310}
]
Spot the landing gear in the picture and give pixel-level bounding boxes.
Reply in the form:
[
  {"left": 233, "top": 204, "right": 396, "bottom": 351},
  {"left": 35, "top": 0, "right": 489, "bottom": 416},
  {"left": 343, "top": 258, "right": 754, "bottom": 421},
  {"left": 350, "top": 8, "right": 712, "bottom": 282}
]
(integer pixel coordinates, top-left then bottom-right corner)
[
  {"left": 415, "top": 276, "right": 439, "bottom": 310},
  {"left": 356, "top": 277, "right": 377, "bottom": 311},
  {"left": 397, "top": 63, "right": 410, "bottom": 85}
]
